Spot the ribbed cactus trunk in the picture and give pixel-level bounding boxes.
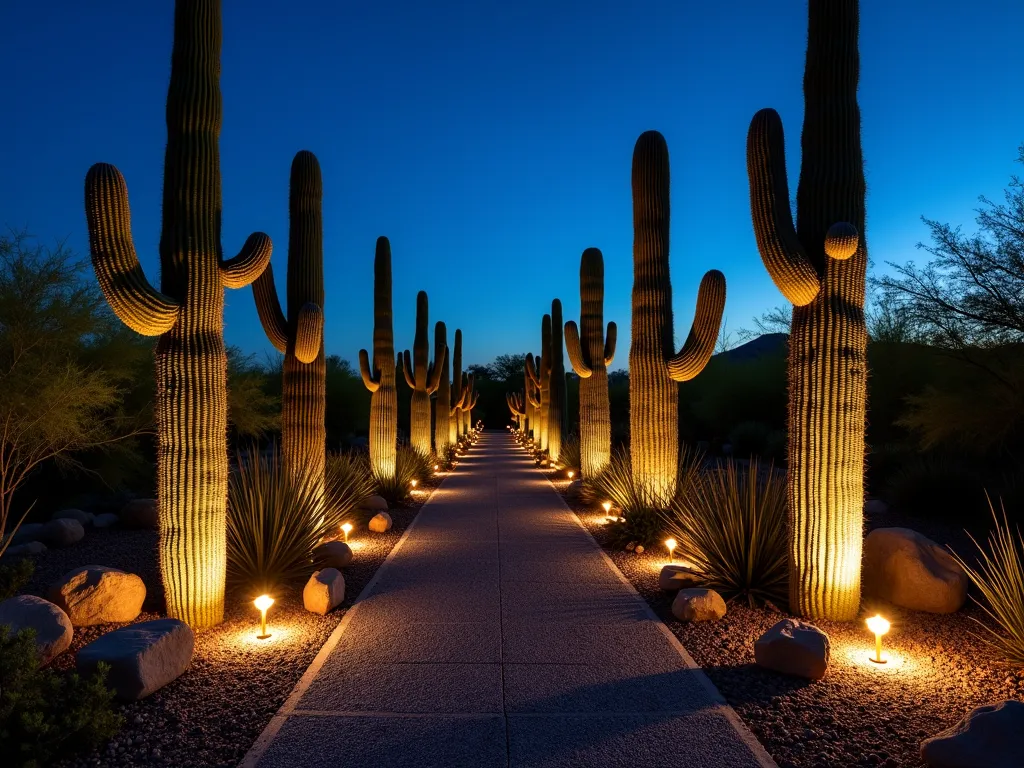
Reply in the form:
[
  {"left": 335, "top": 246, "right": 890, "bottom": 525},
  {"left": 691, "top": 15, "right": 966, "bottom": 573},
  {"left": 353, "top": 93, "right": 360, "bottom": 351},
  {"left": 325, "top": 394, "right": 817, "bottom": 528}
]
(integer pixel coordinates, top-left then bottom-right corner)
[
  {"left": 523, "top": 366, "right": 534, "bottom": 438},
  {"left": 536, "top": 315, "right": 552, "bottom": 452},
  {"left": 253, "top": 151, "right": 325, "bottom": 504},
  {"left": 746, "top": 0, "right": 867, "bottom": 620},
  {"left": 548, "top": 300, "right": 566, "bottom": 463},
  {"left": 450, "top": 329, "right": 464, "bottom": 444},
  {"left": 83, "top": 0, "right": 273, "bottom": 628},
  {"left": 433, "top": 322, "right": 451, "bottom": 453},
  {"left": 359, "top": 238, "right": 398, "bottom": 480},
  {"left": 629, "top": 131, "right": 726, "bottom": 506},
  {"left": 401, "top": 291, "right": 443, "bottom": 455},
  {"left": 565, "top": 248, "right": 616, "bottom": 478}
]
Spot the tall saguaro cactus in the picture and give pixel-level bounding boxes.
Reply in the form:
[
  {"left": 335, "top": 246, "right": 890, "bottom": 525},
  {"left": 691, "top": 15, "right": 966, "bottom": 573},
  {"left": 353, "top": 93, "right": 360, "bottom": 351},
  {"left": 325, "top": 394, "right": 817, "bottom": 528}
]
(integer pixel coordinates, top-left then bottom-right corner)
[
  {"left": 83, "top": 0, "right": 273, "bottom": 628},
  {"left": 463, "top": 373, "right": 479, "bottom": 430},
  {"left": 450, "top": 329, "right": 465, "bottom": 443},
  {"left": 565, "top": 248, "right": 617, "bottom": 478},
  {"left": 630, "top": 130, "right": 726, "bottom": 506},
  {"left": 507, "top": 392, "right": 526, "bottom": 432},
  {"left": 401, "top": 291, "right": 444, "bottom": 455},
  {"left": 547, "top": 299, "right": 567, "bottom": 463},
  {"left": 433, "top": 322, "right": 451, "bottom": 454},
  {"left": 523, "top": 360, "right": 536, "bottom": 439},
  {"left": 746, "top": 0, "right": 867, "bottom": 620},
  {"left": 253, "top": 150, "right": 325, "bottom": 502},
  {"left": 528, "top": 315, "right": 552, "bottom": 451},
  {"left": 359, "top": 238, "right": 398, "bottom": 480}
]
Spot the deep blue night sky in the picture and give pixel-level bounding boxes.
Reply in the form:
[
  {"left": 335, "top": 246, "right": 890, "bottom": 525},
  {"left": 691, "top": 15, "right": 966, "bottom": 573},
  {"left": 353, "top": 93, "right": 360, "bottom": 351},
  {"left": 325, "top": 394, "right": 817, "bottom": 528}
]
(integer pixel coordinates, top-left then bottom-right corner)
[{"left": 2, "top": 1, "right": 1022, "bottom": 367}]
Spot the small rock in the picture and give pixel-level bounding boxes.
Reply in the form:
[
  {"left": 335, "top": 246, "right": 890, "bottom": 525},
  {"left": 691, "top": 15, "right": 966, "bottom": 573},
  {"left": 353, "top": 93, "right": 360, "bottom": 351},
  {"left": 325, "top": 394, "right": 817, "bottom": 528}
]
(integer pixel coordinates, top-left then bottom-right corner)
[
  {"left": 920, "top": 700, "right": 1024, "bottom": 768},
  {"left": 671, "top": 588, "right": 727, "bottom": 621},
  {"left": 93, "top": 513, "right": 120, "bottom": 529},
  {"left": 49, "top": 565, "right": 146, "bottom": 626},
  {"left": 864, "top": 499, "right": 889, "bottom": 515},
  {"left": 0, "top": 595, "right": 73, "bottom": 664},
  {"left": 11, "top": 522, "right": 46, "bottom": 545},
  {"left": 634, "top": 545, "right": 645, "bottom": 554},
  {"left": 358, "top": 495, "right": 388, "bottom": 512},
  {"left": 625, "top": 542, "right": 636, "bottom": 552},
  {"left": 4, "top": 541, "right": 48, "bottom": 557},
  {"left": 863, "top": 527, "right": 968, "bottom": 614},
  {"left": 659, "top": 564, "right": 702, "bottom": 591},
  {"left": 565, "top": 479, "right": 584, "bottom": 500},
  {"left": 313, "top": 541, "right": 353, "bottom": 568},
  {"left": 368, "top": 512, "right": 393, "bottom": 533},
  {"left": 302, "top": 568, "right": 345, "bottom": 615},
  {"left": 45, "top": 518, "right": 85, "bottom": 548},
  {"left": 51, "top": 508, "right": 93, "bottom": 526},
  {"left": 754, "top": 618, "right": 830, "bottom": 680},
  {"left": 119, "top": 498, "right": 159, "bottom": 529},
  {"left": 77, "top": 618, "right": 194, "bottom": 701}
]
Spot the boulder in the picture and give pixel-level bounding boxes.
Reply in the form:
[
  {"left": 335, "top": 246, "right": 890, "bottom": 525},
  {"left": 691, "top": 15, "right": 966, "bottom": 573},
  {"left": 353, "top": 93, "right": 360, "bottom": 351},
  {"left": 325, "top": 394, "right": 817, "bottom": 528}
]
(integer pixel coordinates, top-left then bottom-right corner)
[
  {"left": 303, "top": 568, "right": 345, "bottom": 615},
  {"left": 0, "top": 595, "right": 73, "bottom": 664},
  {"left": 671, "top": 588, "right": 727, "bottom": 621},
  {"left": 565, "top": 479, "right": 584, "bottom": 500},
  {"left": 119, "top": 498, "right": 159, "bottom": 529},
  {"left": 4, "top": 541, "right": 47, "bottom": 557},
  {"left": 920, "top": 700, "right": 1024, "bottom": 768},
  {"left": 359, "top": 495, "right": 388, "bottom": 512},
  {"left": 754, "top": 618, "right": 830, "bottom": 680},
  {"left": 49, "top": 565, "right": 146, "bottom": 626},
  {"left": 313, "top": 541, "right": 353, "bottom": 568},
  {"left": 368, "top": 512, "right": 393, "bottom": 533},
  {"left": 864, "top": 499, "right": 889, "bottom": 516},
  {"left": 659, "top": 564, "right": 702, "bottom": 591},
  {"left": 93, "top": 513, "right": 120, "bottom": 529},
  {"left": 11, "top": 522, "right": 47, "bottom": 545},
  {"left": 77, "top": 618, "right": 194, "bottom": 700},
  {"left": 863, "top": 527, "right": 968, "bottom": 614},
  {"left": 51, "top": 509, "right": 93, "bottom": 526},
  {"left": 44, "top": 518, "right": 85, "bottom": 548}
]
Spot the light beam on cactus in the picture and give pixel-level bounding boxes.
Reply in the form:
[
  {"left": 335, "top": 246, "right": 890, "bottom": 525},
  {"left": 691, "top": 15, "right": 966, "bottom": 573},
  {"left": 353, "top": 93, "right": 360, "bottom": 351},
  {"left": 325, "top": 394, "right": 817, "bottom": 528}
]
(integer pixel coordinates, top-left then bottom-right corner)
[
  {"left": 400, "top": 291, "right": 444, "bottom": 456},
  {"left": 433, "top": 322, "right": 451, "bottom": 454},
  {"left": 548, "top": 299, "right": 567, "bottom": 464}
]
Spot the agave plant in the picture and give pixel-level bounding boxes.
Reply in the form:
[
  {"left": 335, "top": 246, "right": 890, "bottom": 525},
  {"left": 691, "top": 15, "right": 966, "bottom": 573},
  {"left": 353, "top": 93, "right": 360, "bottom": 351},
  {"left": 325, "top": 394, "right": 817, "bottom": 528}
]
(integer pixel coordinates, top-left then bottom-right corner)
[
  {"left": 662, "top": 457, "right": 788, "bottom": 607},
  {"left": 950, "top": 497, "right": 1024, "bottom": 665}
]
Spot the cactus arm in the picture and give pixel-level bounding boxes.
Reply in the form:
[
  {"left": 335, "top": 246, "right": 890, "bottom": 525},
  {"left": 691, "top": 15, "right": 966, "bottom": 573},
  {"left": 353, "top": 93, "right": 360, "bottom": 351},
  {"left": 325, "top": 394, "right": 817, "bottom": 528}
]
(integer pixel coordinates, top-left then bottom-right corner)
[
  {"left": 358, "top": 348, "right": 380, "bottom": 392},
  {"left": 666, "top": 269, "right": 727, "bottom": 382},
  {"left": 825, "top": 222, "right": 860, "bottom": 260},
  {"left": 293, "top": 302, "right": 323, "bottom": 364},
  {"left": 221, "top": 232, "right": 273, "bottom": 288},
  {"left": 604, "top": 321, "right": 617, "bottom": 367},
  {"left": 526, "top": 384, "right": 541, "bottom": 408},
  {"left": 397, "top": 350, "right": 414, "bottom": 389},
  {"left": 507, "top": 392, "right": 525, "bottom": 418},
  {"left": 468, "top": 390, "right": 480, "bottom": 410},
  {"left": 746, "top": 108, "right": 821, "bottom": 307},
  {"left": 251, "top": 264, "right": 289, "bottom": 353},
  {"left": 84, "top": 163, "right": 180, "bottom": 335},
  {"left": 563, "top": 321, "right": 592, "bottom": 378},
  {"left": 524, "top": 354, "right": 541, "bottom": 387},
  {"left": 452, "top": 384, "right": 468, "bottom": 415},
  {"left": 427, "top": 345, "right": 445, "bottom": 395}
]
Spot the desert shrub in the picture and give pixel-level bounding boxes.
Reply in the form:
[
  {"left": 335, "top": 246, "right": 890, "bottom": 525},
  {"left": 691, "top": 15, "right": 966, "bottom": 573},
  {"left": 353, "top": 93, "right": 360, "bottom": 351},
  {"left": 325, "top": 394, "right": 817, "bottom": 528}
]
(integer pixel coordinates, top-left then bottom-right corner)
[
  {"left": 0, "top": 558, "right": 34, "bottom": 600},
  {"left": 440, "top": 443, "right": 458, "bottom": 470},
  {"left": 374, "top": 445, "right": 434, "bottom": 505},
  {"left": 325, "top": 451, "right": 374, "bottom": 518},
  {"left": 662, "top": 457, "right": 788, "bottom": 607},
  {"left": 950, "top": 497, "right": 1024, "bottom": 664},
  {"left": 0, "top": 625, "right": 123, "bottom": 766},
  {"left": 885, "top": 454, "right": 988, "bottom": 522},
  {"left": 556, "top": 433, "right": 581, "bottom": 476}
]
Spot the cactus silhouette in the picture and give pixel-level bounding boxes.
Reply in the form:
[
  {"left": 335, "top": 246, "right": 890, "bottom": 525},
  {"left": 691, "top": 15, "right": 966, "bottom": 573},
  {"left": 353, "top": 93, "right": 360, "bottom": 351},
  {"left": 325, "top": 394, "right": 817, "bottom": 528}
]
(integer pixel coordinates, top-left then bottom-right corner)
[
  {"left": 565, "top": 248, "right": 616, "bottom": 478},
  {"left": 83, "top": 0, "right": 273, "bottom": 628},
  {"left": 432, "top": 322, "right": 451, "bottom": 454},
  {"left": 450, "top": 329, "right": 466, "bottom": 443},
  {"left": 253, "top": 151, "right": 325, "bottom": 504},
  {"left": 400, "top": 291, "right": 444, "bottom": 455},
  {"left": 629, "top": 130, "right": 726, "bottom": 505},
  {"left": 358, "top": 238, "right": 398, "bottom": 480},
  {"left": 745, "top": 0, "right": 867, "bottom": 620},
  {"left": 548, "top": 299, "right": 567, "bottom": 463}
]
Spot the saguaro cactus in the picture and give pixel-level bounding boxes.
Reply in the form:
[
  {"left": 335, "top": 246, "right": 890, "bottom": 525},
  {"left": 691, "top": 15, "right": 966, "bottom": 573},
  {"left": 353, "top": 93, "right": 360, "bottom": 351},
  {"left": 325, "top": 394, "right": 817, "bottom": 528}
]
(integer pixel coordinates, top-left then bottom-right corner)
[
  {"left": 253, "top": 151, "right": 325, "bottom": 503},
  {"left": 433, "top": 322, "right": 451, "bottom": 454},
  {"left": 507, "top": 391, "right": 526, "bottom": 432},
  {"left": 463, "top": 373, "right": 479, "bottom": 431},
  {"left": 629, "top": 130, "right": 726, "bottom": 506},
  {"left": 523, "top": 361, "right": 536, "bottom": 439},
  {"left": 525, "top": 315, "right": 552, "bottom": 452},
  {"left": 565, "top": 248, "right": 616, "bottom": 478},
  {"left": 359, "top": 237, "right": 398, "bottom": 480},
  {"left": 450, "top": 329, "right": 465, "bottom": 443},
  {"left": 745, "top": 0, "right": 867, "bottom": 620},
  {"left": 401, "top": 291, "right": 444, "bottom": 455},
  {"left": 548, "top": 299, "right": 567, "bottom": 463},
  {"left": 83, "top": 0, "right": 272, "bottom": 628}
]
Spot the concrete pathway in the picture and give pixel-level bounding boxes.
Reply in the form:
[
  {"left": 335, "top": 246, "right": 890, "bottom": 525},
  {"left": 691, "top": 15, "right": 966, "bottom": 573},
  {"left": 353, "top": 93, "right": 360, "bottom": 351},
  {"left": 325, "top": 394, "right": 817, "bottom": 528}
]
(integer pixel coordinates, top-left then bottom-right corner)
[{"left": 243, "top": 431, "right": 775, "bottom": 768}]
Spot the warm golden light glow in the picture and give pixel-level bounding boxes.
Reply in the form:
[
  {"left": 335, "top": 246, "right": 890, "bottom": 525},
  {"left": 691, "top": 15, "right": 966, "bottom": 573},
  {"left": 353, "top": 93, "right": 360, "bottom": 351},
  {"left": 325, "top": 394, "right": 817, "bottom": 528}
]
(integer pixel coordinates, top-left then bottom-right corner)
[
  {"left": 665, "top": 538, "right": 677, "bottom": 562},
  {"left": 602, "top": 501, "right": 612, "bottom": 514},
  {"left": 411, "top": 479, "right": 418, "bottom": 488},
  {"left": 568, "top": 470, "right": 575, "bottom": 479},
  {"left": 254, "top": 594, "right": 274, "bottom": 639},
  {"left": 341, "top": 522, "right": 353, "bottom": 543},
  {"left": 434, "top": 464, "right": 439, "bottom": 471},
  {"left": 866, "top": 614, "right": 890, "bottom": 664}
]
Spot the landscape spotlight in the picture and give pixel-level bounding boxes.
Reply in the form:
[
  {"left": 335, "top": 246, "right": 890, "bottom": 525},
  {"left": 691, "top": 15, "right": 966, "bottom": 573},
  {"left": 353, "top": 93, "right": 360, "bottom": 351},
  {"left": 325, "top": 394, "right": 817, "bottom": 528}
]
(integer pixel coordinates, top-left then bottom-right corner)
[
  {"left": 568, "top": 470, "right": 575, "bottom": 480},
  {"left": 665, "top": 538, "right": 677, "bottom": 563},
  {"left": 254, "top": 594, "right": 274, "bottom": 640},
  {"left": 602, "top": 501, "right": 612, "bottom": 514},
  {"left": 341, "top": 523, "right": 353, "bottom": 543},
  {"left": 411, "top": 479, "right": 418, "bottom": 489},
  {"left": 866, "top": 614, "right": 890, "bottom": 664}
]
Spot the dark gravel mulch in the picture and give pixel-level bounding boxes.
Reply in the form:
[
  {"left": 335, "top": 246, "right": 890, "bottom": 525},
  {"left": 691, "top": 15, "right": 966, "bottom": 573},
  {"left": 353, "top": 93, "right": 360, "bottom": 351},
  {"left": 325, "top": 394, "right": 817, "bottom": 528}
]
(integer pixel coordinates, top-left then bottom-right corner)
[{"left": 553, "top": 473, "right": 1024, "bottom": 768}]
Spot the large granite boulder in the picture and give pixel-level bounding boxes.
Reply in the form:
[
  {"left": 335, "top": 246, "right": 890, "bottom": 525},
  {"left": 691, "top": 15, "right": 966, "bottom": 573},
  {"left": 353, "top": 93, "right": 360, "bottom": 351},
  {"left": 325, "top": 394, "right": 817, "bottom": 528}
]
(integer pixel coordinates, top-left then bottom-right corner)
[
  {"left": 77, "top": 619, "right": 194, "bottom": 700},
  {"left": 44, "top": 518, "right": 85, "bottom": 548},
  {"left": 863, "top": 527, "right": 968, "bottom": 614},
  {"left": 920, "top": 700, "right": 1024, "bottom": 768},
  {"left": 313, "top": 541, "right": 353, "bottom": 568},
  {"left": 565, "top": 479, "right": 584, "bottom": 500},
  {"left": 754, "top": 618, "right": 830, "bottom": 680},
  {"left": 51, "top": 509, "right": 93, "bottom": 526},
  {"left": 659, "top": 564, "right": 702, "bottom": 591},
  {"left": 303, "top": 568, "right": 345, "bottom": 615},
  {"left": 119, "top": 498, "right": 159, "bottom": 529},
  {"left": 49, "top": 565, "right": 146, "bottom": 626},
  {"left": 0, "top": 595, "right": 73, "bottom": 664},
  {"left": 368, "top": 512, "right": 393, "bottom": 533},
  {"left": 671, "top": 588, "right": 727, "bottom": 621},
  {"left": 358, "top": 495, "right": 388, "bottom": 513}
]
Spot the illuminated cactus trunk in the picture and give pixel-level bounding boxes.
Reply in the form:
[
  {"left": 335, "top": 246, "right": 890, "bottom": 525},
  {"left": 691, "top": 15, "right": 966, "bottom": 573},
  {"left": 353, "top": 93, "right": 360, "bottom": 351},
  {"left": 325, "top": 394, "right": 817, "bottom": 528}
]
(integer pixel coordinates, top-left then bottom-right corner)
[
  {"left": 450, "top": 329, "right": 465, "bottom": 443},
  {"left": 525, "top": 357, "right": 540, "bottom": 441},
  {"left": 629, "top": 131, "right": 726, "bottom": 506},
  {"left": 507, "top": 391, "right": 525, "bottom": 432},
  {"left": 526, "top": 315, "right": 552, "bottom": 452},
  {"left": 745, "top": 0, "right": 867, "bottom": 620},
  {"left": 433, "top": 322, "right": 451, "bottom": 454},
  {"left": 523, "top": 362, "right": 535, "bottom": 438},
  {"left": 253, "top": 151, "right": 325, "bottom": 503},
  {"left": 83, "top": 0, "right": 273, "bottom": 628},
  {"left": 401, "top": 291, "right": 443, "bottom": 455},
  {"left": 565, "top": 248, "right": 617, "bottom": 478},
  {"left": 547, "top": 299, "right": 567, "bottom": 463},
  {"left": 359, "top": 238, "right": 398, "bottom": 479}
]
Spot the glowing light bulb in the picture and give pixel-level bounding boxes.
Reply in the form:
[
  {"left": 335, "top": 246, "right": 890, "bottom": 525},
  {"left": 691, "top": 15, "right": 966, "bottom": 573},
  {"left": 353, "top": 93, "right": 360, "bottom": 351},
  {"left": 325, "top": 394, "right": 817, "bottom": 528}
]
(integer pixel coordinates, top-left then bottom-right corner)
[
  {"left": 866, "top": 614, "right": 890, "bottom": 664},
  {"left": 602, "top": 501, "right": 612, "bottom": 514},
  {"left": 254, "top": 594, "right": 274, "bottom": 639},
  {"left": 665, "top": 538, "right": 677, "bottom": 563},
  {"left": 411, "top": 479, "right": 418, "bottom": 489},
  {"left": 567, "top": 470, "right": 575, "bottom": 480},
  {"left": 341, "top": 523, "right": 353, "bottom": 543},
  {"left": 434, "top": 464, "right": 439, "bottom": 471}
]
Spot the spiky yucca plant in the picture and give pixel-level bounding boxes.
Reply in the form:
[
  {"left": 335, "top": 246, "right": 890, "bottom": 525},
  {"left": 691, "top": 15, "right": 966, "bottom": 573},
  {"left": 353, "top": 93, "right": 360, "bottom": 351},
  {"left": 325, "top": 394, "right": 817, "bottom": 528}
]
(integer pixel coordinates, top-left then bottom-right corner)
[
  {"left": 373, "top": 445, "right": 435, "bottom": 505},
  {"left": 325, "top": 452, "right": 375, "bottom": 518}
]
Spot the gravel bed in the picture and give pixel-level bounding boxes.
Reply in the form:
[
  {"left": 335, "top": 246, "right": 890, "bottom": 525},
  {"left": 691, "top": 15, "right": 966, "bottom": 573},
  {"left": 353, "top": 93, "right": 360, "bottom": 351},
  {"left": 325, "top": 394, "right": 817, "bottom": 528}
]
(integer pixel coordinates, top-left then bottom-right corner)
[
  {"left": 8, "top": 472, "right": 450, "bottom": 768},
  {"left": 552, "top": 473, "right": 1024, "bottom": 768}
]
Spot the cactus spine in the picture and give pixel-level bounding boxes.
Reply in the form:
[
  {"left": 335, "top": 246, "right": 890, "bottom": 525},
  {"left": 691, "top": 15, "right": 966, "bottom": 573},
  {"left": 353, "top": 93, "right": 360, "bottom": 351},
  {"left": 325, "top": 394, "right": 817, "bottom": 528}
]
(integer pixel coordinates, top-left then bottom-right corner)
[
  {"left": 547, "top": 299, "right": 567, "bottom": 463},
  {"left": 401, "top": 291, "right": 444, "bottom": 455},
  {"left": 358, "top": 238, "right": 398, "bottom": 480},
  {"left": 745, "top": 0, "right": 866, "bottom": 620},
  {"left": 565, "top": 248, "right": 616, "bottom": 478},
  {"left": 253, "top": 151, "right": 325, "bottom": 503},
  {"left": 433, "top": 322, "right": 451, "bottom": 453},
  {"left": 629, "top": 131, "right": 726, "bottom": 506},
  {"left": 450, "top": 329, "right": 465, "bottom": 443},
  {"left": 83, "top": 0, "right": 273, "bottom": 628}
]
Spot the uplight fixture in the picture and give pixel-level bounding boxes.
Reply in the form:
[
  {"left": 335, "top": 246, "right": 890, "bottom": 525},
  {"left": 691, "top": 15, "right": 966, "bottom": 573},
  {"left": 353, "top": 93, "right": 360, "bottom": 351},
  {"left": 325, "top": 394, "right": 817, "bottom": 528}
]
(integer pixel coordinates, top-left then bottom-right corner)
[
  {"left": 341, "top": 523, "right": 353, "bottom": 543},
  {"left": 254, "top": 594, "right": 274, "bottom": 640},
  {"left": 665, "top": 538, "right": 677, "bottom": 563},
  {"left": 866, "top": 614, "right": 890, "bottom": 664}
]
